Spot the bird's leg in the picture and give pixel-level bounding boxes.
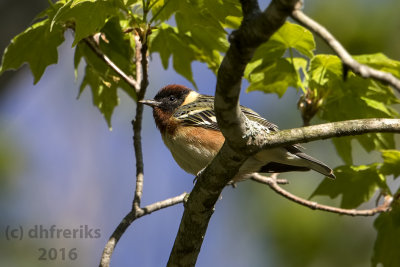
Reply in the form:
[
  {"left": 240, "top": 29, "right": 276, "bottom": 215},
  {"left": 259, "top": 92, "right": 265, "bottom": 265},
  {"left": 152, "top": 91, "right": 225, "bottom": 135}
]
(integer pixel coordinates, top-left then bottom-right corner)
[{"left": 193, "top": 167, "right": 207, "bottom": 184}]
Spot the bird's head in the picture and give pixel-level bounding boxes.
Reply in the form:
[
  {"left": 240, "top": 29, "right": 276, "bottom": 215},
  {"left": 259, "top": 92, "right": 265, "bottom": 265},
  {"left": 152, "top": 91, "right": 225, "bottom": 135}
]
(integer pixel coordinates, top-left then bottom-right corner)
[
  {"left": 140, "top": 84, "right": 197, "bottom": 133},
  {"left": 140, "top": 84, "right": 193, "bottom": 114}
]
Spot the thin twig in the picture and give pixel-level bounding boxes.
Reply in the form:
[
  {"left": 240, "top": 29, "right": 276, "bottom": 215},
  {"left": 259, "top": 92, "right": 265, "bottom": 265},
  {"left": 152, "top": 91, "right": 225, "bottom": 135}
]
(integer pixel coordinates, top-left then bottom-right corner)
[
  {"left": 84, "top": 37, "right": 140, "bottom": 91},
  {"left": 251, "top": 173, "right": 392, "bottom": 216},
  {"left": 132, "top": 29, "right": 150, "bottom": 212},
  {"left": 134, "top": 33, "right": 142, "bottom": 95},
  {"left": 99, "top": 193, "right": 187, "bottom": 267},
  {"left": 132, "top": 31, "right": 144, "bottom": 212},
  {"left": 86, "top": 27, "right": 154, "bottom": 266},
  {"left": 291, "top": 7, "right": 400, "bottom": 93}
]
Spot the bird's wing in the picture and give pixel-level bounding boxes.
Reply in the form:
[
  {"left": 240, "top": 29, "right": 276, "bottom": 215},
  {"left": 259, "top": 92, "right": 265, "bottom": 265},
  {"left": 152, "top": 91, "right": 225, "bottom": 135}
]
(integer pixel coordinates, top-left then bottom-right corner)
[
  {"left": 240, "top": 106, "right": 279, "bottom": 131},
  {"left": 173, "top": 95, "right": 279, "bottom": 132},
  {"left": 240, "top": 106, "right": 307, "bottom": 150},
  {"left": 173, "top": 95, "right": 220, "bottom": 130}
]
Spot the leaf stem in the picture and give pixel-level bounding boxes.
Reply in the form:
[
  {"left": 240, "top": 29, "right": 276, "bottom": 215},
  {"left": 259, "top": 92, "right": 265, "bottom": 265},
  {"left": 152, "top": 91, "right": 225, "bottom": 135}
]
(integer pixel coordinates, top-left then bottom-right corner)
[
  {"left": 142, "top": 0, "right": 148, "bottom": 22},
  {"left": 149, "top": 0, "right": 171, "bottom": 24}
]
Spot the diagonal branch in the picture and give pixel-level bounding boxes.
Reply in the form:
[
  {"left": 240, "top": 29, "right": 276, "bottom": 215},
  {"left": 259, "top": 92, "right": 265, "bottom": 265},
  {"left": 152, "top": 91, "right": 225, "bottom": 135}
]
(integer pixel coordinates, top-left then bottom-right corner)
[
  {"left": 99, "top": 193, "right": 186, "bottom": 267},
  {"left": 291, "top": 7, "right": 400, "bottom": 93},
  {"left": 251, "top": 173, "right": 392, "bottom": 216},
  {"left": 84, "top": 36, "right": 140, "bottom": 91},
  {"left": 167, "top": 1, "right": 301, "bottom": 266}
]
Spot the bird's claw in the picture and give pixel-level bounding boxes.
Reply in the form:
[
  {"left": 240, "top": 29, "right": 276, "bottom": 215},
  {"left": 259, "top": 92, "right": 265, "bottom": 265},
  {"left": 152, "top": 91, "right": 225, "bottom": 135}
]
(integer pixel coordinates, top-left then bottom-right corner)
[{"left": 193, "top": 167, "right": 206, "bottom": 184}]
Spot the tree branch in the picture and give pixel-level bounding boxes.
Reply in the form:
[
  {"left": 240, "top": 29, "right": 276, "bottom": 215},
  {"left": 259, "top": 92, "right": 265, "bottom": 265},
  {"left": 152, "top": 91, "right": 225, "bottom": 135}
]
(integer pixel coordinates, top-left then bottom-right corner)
[
  {"left": 215, "top": 0, "right": 302, "bottom": 151},
  {"left": 291, "top": 6, "right": 400, "bottom": 93},
  {"left": 84, "top": 36, "right": 140, "bottom": 91},
  {"left": 251, "top": 173, "right": 392, "bottom": 216},
  {"left": 259, "top": 118, "right": 400, "bottom": 150},
  {"left": 167, "top": 1, "right": 300, "bottom": 266},
  {"left": 99, "top": 193, "right": 186, "bottom": 267}
]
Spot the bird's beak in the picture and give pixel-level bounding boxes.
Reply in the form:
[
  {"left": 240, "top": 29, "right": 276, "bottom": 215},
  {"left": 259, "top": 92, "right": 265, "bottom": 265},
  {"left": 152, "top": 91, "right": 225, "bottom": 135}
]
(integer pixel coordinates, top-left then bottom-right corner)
[{"left": 139, "top": 99, "right": 161, "bottom": 108}]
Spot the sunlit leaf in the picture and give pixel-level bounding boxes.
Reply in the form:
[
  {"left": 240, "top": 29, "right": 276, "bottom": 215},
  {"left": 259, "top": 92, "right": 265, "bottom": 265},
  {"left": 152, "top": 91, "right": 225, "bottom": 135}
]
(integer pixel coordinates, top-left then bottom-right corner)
[
  {"left": 355, "top": 53, "right": 400, "bottom": 78},
  {"left": 246, "top": 58, "right": 306, "bottom": 97},
  {"left": 316, "top": 63, "right": 399, "bottom": 164},
  {"left": 52, "top": 0, "right": 119, "bottom": 46},
  {"left": 308, "top": 55, "right": 342, "bottom": 86},
  {"left": 380, "top": 150, "right": 400, "bottom": 179},
  {"left": 272, "top": 22, "right": 315, "bottom": 58},
  {"left": 311, "top": 164, "right": 387, "bottom": 209}
]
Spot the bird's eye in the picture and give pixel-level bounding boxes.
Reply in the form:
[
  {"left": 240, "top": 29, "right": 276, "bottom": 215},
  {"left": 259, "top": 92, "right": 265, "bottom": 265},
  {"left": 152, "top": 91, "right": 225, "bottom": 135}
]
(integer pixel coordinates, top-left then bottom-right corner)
[{"left": 169, "top": 96, "right": 176, "bottom": 101}]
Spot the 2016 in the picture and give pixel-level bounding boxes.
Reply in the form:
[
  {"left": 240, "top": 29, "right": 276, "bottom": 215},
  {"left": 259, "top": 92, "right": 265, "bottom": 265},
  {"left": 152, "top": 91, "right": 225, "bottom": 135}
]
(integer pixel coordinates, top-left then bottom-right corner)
[{"left": 38, "top": 248, "right": 78, "bottom": 260}]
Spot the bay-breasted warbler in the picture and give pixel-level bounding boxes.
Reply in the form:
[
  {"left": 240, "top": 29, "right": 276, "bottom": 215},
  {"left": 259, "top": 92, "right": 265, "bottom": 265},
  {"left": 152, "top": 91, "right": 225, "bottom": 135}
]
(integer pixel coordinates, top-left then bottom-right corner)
[{"left": 141, "top": 84, "right": 335, "bottom": 182}]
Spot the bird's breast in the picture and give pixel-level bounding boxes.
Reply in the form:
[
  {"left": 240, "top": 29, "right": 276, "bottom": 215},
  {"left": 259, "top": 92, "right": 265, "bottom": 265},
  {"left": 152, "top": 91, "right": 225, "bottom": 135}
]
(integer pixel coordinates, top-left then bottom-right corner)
[{"left": 162, "top": 126, "right": 224, "bottom": 175}]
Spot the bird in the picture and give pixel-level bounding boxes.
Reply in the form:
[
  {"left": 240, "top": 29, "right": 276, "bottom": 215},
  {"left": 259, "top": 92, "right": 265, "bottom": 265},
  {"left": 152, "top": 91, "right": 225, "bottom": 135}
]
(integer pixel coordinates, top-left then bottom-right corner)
[{"left": 140, "top": 84, "right": 335, "bottom": 183}]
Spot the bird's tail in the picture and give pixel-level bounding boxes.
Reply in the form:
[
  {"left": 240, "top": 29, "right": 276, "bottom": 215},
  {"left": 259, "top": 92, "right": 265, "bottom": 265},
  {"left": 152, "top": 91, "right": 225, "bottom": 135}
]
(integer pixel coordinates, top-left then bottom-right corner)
[{"left": 295, "top": 152, "right": 335, "bottom": 179}]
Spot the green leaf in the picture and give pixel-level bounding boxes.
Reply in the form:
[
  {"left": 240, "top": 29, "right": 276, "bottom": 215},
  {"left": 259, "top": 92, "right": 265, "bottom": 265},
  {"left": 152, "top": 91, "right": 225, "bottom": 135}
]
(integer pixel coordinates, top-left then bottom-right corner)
[
  {"left": 246, "top": 22, "right": 316, "bottom": 77},
  {"left": 272, "top": 22, "right": 315, "bottom": 58},
  {"left": 97, "top": 17, "right": 136, "bottom": 101},
  {"left": 149, "top": 0, "right": 240, "bottom": 84},
  {"left": 308, "top": 55, "right": 342, "bottom": 86},
  {"left": 246, "top": 58, "right": 306, "bottom": 97},
  {"left": 125, "top": 0, "right": 139, "bottom": 6},
  {"left": 150, "top": 24, "right": 196, "bottom": 87},
  {"left": 316, "top": 63, "right": 399, "bottom": 163},
  {"left": 380, "top": 150, "right": 400, "bottom": 179},
  {"left": 150, "top": 0, "right": 180, "bottom": 22},
  {"left": 202, "top": 0, "right": 242, "bottom": 28},
  {"left": 244, "top": 41, "right": 286, "bottom": 80},
  {"left": 52, "top": 0, "right": 119, "bottom": 46},
  {"left": 75, "top": 17, "right": 137, "bottom": 126},
  {"left": 360, "top": 96, "right": 393, "bottom": 116},
  {"left": 244, "top": 22, "right": 314, "bottom": 96},
  {"left": 80, "top": 64, "right": 119, "bottom": 129},
  {"left": 355, "top": 53, "right": 400, "bottom": 78},
  {"left": 151, "top": 0, "right": 241, "bottom": 28},
  {"left": 249, "top": 22, "right": 315, "bottom": 66},
  {"left": 372, "top": 205, "right": 400, "bottom": 267},
  {"left": 0, "top": 19, "right": 65, "bottom": 84},
  {"left": 223, "top": 15, "right": 242, "bottom": 29},
  {"left": 310, "top": 164, "right": 386, "bottom": 209}
]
